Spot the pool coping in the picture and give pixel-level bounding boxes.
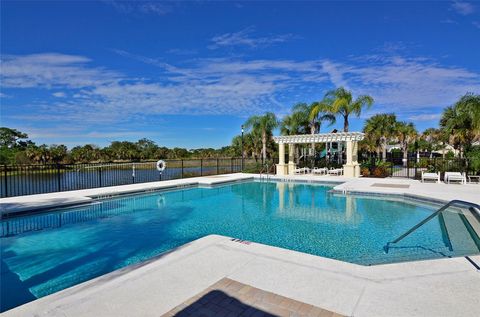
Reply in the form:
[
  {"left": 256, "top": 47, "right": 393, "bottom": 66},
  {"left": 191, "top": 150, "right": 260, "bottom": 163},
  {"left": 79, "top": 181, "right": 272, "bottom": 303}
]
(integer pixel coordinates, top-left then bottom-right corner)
[{"left": 2, "top": 234, "right": 479, "bottom": 317}]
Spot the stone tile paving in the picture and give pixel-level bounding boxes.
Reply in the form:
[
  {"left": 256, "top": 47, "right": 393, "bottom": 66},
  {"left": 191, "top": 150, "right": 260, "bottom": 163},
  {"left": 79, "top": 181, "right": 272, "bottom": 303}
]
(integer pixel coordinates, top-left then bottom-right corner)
[{"left": 161, "top": 278, "right": 344, "bottom": 317}]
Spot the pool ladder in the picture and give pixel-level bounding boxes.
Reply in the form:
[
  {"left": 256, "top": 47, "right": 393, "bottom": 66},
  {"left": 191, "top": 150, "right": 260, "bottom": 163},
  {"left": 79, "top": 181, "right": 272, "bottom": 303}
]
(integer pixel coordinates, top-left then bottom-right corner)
[
  {"left": 384, "top": 200, "right": 480, "bottom": 253},
  {"left": 259, "top": 162, "right": 273, "bottom": 182}
]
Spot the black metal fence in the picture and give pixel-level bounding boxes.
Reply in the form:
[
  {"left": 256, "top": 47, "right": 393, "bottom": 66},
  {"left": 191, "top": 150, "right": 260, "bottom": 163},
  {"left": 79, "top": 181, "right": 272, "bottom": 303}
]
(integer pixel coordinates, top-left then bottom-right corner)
[
  {"left": 0, "top": 158, "right": 259, "bottom": 198},
  {"left": 360, "top": 152, "right": 475, "bottom": 179}
]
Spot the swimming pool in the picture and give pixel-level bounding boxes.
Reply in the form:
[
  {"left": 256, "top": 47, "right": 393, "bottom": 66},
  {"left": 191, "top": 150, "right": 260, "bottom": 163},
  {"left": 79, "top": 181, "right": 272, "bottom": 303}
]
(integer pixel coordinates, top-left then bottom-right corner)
[{"left": 1, "top": 180, "right": 479, "bottom": 311}]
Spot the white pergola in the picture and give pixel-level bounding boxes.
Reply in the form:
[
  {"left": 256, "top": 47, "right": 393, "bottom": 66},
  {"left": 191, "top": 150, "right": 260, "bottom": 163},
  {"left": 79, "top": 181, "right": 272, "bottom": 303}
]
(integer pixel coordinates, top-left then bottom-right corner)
[{"left": 272, "top": 132, "right": 365, "bottom": 177}]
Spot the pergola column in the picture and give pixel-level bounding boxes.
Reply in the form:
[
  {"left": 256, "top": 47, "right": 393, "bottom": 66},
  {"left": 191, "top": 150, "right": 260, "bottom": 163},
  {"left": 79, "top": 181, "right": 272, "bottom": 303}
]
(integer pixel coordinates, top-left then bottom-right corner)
[
  {"left": 275, "top": 142, "right": 288, "bottom": 175},
  {"left": 288, "top": 144, "right": 296, "bottom": 175},
  {"left": 343, "top": 140, "right": 360, "bottom": 177}
]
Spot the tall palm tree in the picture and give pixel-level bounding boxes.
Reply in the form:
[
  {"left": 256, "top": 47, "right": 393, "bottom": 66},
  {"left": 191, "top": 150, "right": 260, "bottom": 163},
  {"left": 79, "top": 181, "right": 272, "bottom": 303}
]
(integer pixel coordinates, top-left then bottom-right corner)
[
  {"left": 289, "top": 102, "right": 335, "bottom": 155},
  {"left": 395, "top": 122, "right": 417, "bottom": 166},
  {"left": 280, "top": 111, "right": 308, "bottom": 136},
  {"left": 244, "top": 112, "right": 278, "bottom": 163},
  {"left": 324, "top": 87, "right": 374, "bottom": 132},
  {"left": 363, "top": 113, "right": 397, "bottom": 161}
]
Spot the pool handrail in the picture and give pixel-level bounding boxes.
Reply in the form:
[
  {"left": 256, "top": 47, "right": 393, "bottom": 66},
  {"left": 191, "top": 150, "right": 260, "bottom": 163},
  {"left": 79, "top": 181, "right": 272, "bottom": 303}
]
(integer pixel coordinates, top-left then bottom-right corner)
[{"left": 384, "top": 199, "right": 480, "bottom": 253}]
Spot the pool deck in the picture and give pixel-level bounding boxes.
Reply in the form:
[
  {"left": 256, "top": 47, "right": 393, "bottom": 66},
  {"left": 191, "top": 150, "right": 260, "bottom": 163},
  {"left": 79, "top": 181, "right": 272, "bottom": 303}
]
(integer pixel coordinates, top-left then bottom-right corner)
[{"left": 1, "top": 173, "right": 480, "bottom": 316}]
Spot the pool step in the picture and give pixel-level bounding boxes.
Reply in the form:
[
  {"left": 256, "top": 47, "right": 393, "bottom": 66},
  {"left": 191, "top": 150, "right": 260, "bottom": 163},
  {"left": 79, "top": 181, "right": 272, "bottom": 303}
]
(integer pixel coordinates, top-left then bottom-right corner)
[{"left": 442, "top": 209, "right": 480, "bottom": 254}]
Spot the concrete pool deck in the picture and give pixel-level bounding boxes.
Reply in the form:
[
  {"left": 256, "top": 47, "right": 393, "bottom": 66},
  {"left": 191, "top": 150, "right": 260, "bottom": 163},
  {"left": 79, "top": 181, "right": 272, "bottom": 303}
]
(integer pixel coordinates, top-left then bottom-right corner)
[
  {"left": 1, "top": 173, "right": 480, "bottom": 316},
  {"left": 3, "top": 235, "right": 479, "bottom": 317}
]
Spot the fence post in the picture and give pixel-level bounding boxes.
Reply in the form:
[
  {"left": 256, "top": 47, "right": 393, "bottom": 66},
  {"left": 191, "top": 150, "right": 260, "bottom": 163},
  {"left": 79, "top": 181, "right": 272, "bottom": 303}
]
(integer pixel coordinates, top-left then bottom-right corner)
[
  {"left": 231, "top": 158, "right": 233, "bottom": 173},
  {"left": 3, "top": 165, "right": 7, "bottom": 198},
  {"left": 181, "top": 159, "right": 184, "bottom": 178},
  {"left": 216, "top": 158, "right": 219, "bottom": 175},
  {"left": 200, "top": 159, "right": 203, "bottom": 176},
  {"left": 98, "top": 166, "right": 102, "bottom": 187},
  {"left": 414, "top": 158, "right": 417, "bottom": 179},
  {"left": 56, "top": 164, "right": 61, "bottom": 192}
]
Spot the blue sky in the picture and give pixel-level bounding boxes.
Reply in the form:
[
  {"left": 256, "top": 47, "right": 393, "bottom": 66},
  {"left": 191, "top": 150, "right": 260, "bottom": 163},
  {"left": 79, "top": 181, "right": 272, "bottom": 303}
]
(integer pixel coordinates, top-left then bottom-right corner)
[{"left": 1, "top": 1, "right": 479, "bottom": 149}]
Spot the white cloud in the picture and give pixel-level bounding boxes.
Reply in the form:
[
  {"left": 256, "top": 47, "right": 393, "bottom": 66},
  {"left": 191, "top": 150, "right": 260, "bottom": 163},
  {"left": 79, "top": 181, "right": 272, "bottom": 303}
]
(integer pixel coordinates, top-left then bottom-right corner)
[
  {"left": 52, "top": 92, "right": 66, "bottom": 98},
  {"left": 2, "top": 52, "right": 479, "bottom": 127},
  {"left": 331, "top": 55, "right": 480, "bottom": 111},
  {"left": 209, "top": 27, "right": 296, "bottom": 49},
  {"left": 0, "top": 53, "right": 120, "bottom": 88},
  {"left": 451, "top": 1, "right": 475, "bottom": 15},
  {"left": 408, "top": 114, "right": 442, "bottom": 121}
]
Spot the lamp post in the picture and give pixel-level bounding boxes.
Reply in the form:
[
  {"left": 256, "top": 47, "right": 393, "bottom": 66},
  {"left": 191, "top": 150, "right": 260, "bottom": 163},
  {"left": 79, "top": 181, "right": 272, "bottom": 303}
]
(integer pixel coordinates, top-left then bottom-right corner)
[{"left": 241, "top": 125, "right": 244, "bottom": 171}]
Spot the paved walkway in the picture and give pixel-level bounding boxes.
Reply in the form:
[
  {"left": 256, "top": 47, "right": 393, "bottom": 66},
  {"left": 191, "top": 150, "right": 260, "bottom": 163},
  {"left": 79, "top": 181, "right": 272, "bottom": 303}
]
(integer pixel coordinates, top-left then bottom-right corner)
[{"left": 162, "top": 278, "right": 342, "bottom": 317}]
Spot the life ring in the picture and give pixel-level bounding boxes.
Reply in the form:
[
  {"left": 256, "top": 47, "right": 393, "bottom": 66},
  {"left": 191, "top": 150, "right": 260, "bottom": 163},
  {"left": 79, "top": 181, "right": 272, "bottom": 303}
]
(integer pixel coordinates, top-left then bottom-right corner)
[{"left": 156, "top": 160, "right": 166, "bottom": 172}]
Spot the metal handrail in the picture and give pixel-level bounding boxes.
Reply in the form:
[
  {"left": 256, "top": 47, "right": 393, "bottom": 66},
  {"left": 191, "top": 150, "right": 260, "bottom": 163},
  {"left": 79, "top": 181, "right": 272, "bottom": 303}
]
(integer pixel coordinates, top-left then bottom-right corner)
[
  {"left": 259, "top": 162, "right": 273, "bottom": 181},
  {"left": 384, "top": 199, "right": 480, "bottom": 253}
]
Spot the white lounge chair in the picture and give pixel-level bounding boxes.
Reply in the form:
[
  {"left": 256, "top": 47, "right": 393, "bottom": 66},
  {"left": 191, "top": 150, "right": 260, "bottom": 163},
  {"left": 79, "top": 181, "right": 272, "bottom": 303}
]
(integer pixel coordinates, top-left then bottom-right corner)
[
  {"left": 293, "top": 167, "right": 310, "bottom": 175},
  {"left": 312, "top": 167, "right": 328, "bottom": 175},
  {"left": 328, "top": 168, "right": 343, "bottom": 176},
  {"left": 421, "top": 171, "right": 440, "bottom": 183},
  {"left": 444, "top": 172, "right": 466, "bottom": 184}
]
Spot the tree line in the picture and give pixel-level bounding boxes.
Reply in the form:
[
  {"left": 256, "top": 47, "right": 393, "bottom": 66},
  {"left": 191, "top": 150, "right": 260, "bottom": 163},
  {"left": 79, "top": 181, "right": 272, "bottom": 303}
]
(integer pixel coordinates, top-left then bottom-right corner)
[
  {"left": 235, "top": 88, "right": 480, "bottom": 164},
  {"left": 0, "top": 133, "right": 237, "bottom": 165},
  {"left": 2, "top": 87, "right": 479, "bottom": 166}
]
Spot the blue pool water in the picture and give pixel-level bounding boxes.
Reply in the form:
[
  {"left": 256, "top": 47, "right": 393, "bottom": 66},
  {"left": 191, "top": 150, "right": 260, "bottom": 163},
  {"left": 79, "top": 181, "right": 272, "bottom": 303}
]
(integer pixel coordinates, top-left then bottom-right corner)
[{"left": 1, "top": 180, "right": 478, "bottom": 311}]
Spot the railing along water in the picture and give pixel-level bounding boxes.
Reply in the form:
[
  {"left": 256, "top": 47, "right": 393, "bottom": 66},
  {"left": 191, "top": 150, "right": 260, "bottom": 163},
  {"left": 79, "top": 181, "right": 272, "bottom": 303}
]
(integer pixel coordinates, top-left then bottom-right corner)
[{"left": 0, "top": 158, "right": 258, "bottom": 198}]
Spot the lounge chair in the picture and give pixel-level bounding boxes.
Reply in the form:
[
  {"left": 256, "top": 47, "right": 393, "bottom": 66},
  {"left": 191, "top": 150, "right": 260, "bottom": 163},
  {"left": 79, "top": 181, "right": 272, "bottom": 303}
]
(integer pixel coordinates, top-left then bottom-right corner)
[
  {"left": 327, "top": 168, "right": 343, "bottom": 176},
  {"left": 293, "top": 167, "right": 310, "bottom": 174},
  {"left": 444, "top": 172, "right": 466, "bottom": 184},
  {"left": 312, "top": 167, "right": 328, "bottom": 175},
  {"left": 421, "top": 171, "right": 440, "bottom": 183}
]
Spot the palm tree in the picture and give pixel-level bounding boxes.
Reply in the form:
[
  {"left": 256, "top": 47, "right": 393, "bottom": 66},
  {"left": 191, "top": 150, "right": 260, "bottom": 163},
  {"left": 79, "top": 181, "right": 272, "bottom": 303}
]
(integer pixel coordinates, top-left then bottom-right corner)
[
  {"left": 395, "top": 122, "right": 417, "bottom": 166},
  {"left": 285, "top": 102, "right": 335, "bottom": 156},
  {"left": 440, "top": 104, "right": 475, "bottom": 158},
  {"left": 244, "top": 112, "right": 278, "bottom": 163},
  {"left": 422, "top": 128, "right": 447, "bottom": 158},
  {"left": 324, "top": 87, "right": 374, "bottom": 132},
  {"left": 280, "top": 111, "right": 308, "bottom": 136},
  {"left": 454, "top": 93, "right": 480, "bottom": 135},
  {"left": 363, "top": 113, "right": 397, "bottom": 161}
]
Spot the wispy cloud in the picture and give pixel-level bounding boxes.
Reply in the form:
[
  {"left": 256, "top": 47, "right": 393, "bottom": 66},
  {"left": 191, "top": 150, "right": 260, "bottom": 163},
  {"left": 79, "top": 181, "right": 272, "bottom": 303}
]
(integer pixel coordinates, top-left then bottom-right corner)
[
  {"left": 451, "top": 1, "right": 475, "bottom": 15},
  {"left": 408, "top": 113, "right": 442, "bottom": 121},
  {"left": 105, "top": 0, "right": 172, "bottom": 16},
  {"left": 209, "top": 27, "right": 296, "bottom": 49},
  {"left": 328, "top": 55, "right": 480, "bottom": 112},
  {"left": 2, "top": 51, "right": 479, "bottom": 128},
  {"left": 0, "top": 53, "right": 120, "bottom": 88},
  {"left": 473, "top": 21, "right": 480, "bottom": 29}
]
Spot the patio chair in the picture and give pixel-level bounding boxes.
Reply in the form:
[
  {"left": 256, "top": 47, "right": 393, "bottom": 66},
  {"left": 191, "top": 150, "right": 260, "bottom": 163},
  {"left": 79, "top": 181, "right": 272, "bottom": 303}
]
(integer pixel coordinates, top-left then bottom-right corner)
[
  {"left": 327, "top": 168, "right": 343, "bottom": 176},
  {"left": 293, "top": 167, "right": 310, "bottom": 175},
  {"left": 444, "top": 172, "right": 466, "bottom": 184},
  {"left": 421, "top": 171, "right": 440, "bottom": 183},
  {"left": 312, "top": 167, "right": 328, "bottom": 175}
]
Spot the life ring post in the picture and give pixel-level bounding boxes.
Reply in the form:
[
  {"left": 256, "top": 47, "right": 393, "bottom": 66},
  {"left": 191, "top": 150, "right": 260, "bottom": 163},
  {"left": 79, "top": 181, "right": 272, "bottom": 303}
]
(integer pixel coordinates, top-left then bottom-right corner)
[{"left": 156, "top": 160, "right": 166, "bottom": 181}]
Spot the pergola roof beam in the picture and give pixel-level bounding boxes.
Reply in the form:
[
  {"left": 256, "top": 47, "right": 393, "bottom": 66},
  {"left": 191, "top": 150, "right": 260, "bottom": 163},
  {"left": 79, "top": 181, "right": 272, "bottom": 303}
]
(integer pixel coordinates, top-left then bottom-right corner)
[{"left": 273, "top": 132, "right": 365, "bottom": 144}]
